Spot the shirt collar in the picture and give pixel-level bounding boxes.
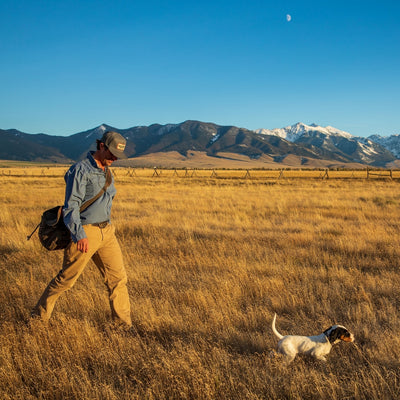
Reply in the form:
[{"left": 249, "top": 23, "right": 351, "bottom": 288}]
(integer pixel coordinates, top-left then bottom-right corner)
[{"left": 87, "top": 151, "right": 101, "bottom": 170}]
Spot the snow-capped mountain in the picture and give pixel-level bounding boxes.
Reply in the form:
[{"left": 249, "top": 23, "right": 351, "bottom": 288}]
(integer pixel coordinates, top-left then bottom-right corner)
[
  {"left": 254, "top": 122, "right": 353, "bottom": 142},
  {"left": 254, "top": 122, "right": 396, "bottom": 166}
]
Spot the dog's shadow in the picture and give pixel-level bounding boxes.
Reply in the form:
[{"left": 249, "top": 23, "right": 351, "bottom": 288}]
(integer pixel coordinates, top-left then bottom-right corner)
[
  {"left": 220, "top": 331, "right": 271, "bottom": 356},
  {"left": 269, "top": 349, "right": 331, "bottom": 367}
]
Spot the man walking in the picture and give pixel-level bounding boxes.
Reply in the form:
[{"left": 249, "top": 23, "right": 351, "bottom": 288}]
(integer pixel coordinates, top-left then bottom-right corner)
[{"left": 32, "top": 131, "right": 132, "bottom": 329}]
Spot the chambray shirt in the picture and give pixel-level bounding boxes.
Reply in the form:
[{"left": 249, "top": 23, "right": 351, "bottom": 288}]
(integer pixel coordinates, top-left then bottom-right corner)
[{"left": 62, "top": 152, "right": 116, "bottom": 242}]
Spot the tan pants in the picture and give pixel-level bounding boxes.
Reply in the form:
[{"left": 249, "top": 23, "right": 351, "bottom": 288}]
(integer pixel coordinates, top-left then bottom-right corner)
[{"left": 33, "top": 223, "right": 132, "bottom": 327}]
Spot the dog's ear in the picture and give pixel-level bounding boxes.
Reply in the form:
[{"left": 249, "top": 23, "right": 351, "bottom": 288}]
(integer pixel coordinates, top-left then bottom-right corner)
[
  {"left": 329, "top": 327, "right": 342, "bottom": 343},
  {"left": 323, "top": 326, "right": 334, "bottom": 339},
  {"left": 325, "top": 326, "right": 352, "bottom": 344}
]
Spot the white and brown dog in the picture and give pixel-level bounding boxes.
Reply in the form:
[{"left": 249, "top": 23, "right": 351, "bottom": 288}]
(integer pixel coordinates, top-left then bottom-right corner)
[{"left": 272, "top": 313, "right": 354, "bottom": 363}]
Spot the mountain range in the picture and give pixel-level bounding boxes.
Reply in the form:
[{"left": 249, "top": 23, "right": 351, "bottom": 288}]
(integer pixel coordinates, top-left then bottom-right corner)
[{"left": 1, "top": 121, "right": 399, "bottom": 168}]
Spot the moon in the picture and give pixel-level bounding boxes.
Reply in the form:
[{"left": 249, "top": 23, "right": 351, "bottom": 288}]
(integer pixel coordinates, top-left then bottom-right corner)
[{"left": 286, "top": 14, "right": 292, "bottom": 22}]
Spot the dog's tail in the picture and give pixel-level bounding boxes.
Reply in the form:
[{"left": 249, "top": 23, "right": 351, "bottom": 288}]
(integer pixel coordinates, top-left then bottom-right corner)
[{"left": 272, "top": 313, "right": 284, "bottom": 340}]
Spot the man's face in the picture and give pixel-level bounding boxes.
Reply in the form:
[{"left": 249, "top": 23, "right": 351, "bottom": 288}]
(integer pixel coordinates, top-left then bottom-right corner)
[{"left": 99, "top": 144, "right": 118, "bottom": 167}]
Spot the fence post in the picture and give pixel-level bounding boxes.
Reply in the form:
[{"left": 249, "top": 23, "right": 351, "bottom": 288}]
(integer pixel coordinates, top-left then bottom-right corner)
[
  {"left": 128, "top": 168, "right": 137, "bottom": 177},
  {"left": 152, "top": 167, "right": 161, "bottom": 177}
]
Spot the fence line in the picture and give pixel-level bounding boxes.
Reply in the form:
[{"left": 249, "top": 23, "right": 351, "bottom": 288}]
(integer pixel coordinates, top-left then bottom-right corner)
[
  {"left": 111, "top": 168, "right": 397, "bottom": 180},
  {"left": 1, "top": 167, "right": 399, "bottom": 180}
]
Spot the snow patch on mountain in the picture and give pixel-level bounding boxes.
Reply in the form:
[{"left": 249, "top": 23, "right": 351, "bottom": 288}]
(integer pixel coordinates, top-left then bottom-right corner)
[
  {"left": 368, "top": 134, "right": 400, "bottom": 158},
  {"left": 357, "top": 140, "right": 379, "bottom": 160},
  {"left": 86, "top": 124, "right": 107, "bottom": 139},
  {"left": 209, "top": 132, "right": 221, "bottom": 145},
  {"left": 157, "top": 124, "right": 178, "bottom": 135}
]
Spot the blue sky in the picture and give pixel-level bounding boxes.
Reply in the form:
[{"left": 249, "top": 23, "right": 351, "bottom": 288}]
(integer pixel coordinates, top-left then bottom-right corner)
[{"left": 1, "top": 0, "right": 399, "bottom": 137}]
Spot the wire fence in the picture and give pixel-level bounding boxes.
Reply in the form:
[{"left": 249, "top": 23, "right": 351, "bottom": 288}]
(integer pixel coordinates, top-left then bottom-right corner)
[{"left": 1, "top": 166, "right": 399, "bottom": 180}]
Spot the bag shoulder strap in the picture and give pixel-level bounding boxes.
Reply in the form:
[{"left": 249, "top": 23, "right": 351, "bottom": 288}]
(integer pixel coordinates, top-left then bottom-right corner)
[{"left": 79, "top": 167, "right": 112, "bottom": 212}]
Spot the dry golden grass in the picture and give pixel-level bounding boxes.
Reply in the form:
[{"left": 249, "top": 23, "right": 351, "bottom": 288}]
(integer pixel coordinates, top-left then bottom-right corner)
[{"left": 1, "top": 168, "right": 400, "bottom": 399}]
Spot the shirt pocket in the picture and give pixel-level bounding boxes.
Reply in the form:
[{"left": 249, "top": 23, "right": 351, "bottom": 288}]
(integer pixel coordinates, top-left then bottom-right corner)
[{"left": 85, "top": 174, "right": 104, "bottom": 200}]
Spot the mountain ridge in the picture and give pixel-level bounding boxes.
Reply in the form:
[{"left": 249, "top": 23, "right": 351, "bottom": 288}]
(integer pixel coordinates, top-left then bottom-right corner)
[{"left": 1, "top": 121, "right": 399, "bottom": 167}]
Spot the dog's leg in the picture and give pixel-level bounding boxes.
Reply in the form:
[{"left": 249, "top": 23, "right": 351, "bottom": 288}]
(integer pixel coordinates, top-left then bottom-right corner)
[
  {"left": 283, "top": 354, "right": 296, "bottom": 364},
  {"left": 278, "top": 348, "right": 296, "bottom": 364},
  {"left": 310, "top": 350, "right": 328, "bottom": 362}
]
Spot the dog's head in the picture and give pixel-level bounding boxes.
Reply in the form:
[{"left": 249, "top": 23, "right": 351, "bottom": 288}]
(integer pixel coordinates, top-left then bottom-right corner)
[{"left": 323, "top": 325, "right": 355, "bottom": 344}]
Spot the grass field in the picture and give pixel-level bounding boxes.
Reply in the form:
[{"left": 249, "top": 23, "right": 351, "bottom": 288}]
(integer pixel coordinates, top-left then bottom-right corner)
[{"left": 1, "top": 168, "right": 400, "bottom": 399}]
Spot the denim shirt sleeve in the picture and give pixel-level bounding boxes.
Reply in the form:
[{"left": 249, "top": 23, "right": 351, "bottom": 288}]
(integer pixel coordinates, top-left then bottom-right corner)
[{"left": 63, "top": 165, "right": 88, "bottom": 242}]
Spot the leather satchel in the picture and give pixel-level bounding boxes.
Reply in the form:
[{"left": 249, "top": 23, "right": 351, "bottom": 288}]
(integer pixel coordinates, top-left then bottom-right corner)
[{"left": 28, "top": 168, "right": 112, "bottom": 250}]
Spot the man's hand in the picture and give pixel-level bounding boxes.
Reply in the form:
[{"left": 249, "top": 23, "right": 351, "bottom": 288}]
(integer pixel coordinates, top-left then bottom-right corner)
[{"left": 77, "top": 238, "right": 89, "bottom": 253}]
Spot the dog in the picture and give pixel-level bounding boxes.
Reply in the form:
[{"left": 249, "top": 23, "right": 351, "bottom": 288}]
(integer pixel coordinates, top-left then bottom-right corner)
[{"left": 272, "top": 313, "right": 354, "bottom": 363}]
